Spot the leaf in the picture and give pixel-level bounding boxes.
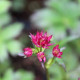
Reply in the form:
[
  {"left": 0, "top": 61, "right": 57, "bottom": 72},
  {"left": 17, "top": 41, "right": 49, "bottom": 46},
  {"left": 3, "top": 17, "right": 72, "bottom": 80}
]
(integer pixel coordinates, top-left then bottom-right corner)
[
  {"left": 3, "top": 69, "right": 14, "bottom": 80},
  {"left": 59, "top": 35, "right": 80, "bottom": 47},
  {"left": 62, "top": 46, "right": 78, "bottom": 71},
  {"left": 2, "top": 23, "right": 23, "bottom": 40},
  {"left": 0, "top": 1, "right": 11, "bottom": 14},
  {"left": 67, "top": 65, "right": 80, "bottom": 80},
  {"left": 48, "top": 63, "right": 66, "bottom": 80},
  {"left": 0, "top": 60, "right": 10, "bottom": 73},
  {"left": 0, "top": 13, "right": 11, "bottom": 27},
  {"left": 2, "top": 69, "right": 34, "bottom": 80},
  {"left": 7, "top": 40, "right": 23, "bottom": 55},
  {"left": 56, "top": 58, "right": 66, "bottom": 71},
  {"left": 0, "top": 44, "right": 8, "bottom": 62},
  {"left": 20, "top": 70, "right": 34, "bottom": 80}
]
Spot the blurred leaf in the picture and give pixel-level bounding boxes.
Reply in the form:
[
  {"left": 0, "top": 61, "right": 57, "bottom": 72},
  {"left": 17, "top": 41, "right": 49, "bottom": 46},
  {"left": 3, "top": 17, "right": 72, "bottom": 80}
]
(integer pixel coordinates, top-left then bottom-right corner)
[
  {"left": 47, "top": 26, "right": 66, "bottom": 40},
  {"left": 0, "top": 1, "right": 11, "bottom": 14},
  {"left": 2, "top": 23, "right": 23, "bottom": 40},
  {"left": 56, "top": 58, "right": 66, "bottom": 71},
  {"left": 49, "top": 63, "right": 66, "bottom": 80},
  {"left": 67, "top": 65, "right": 80, "bottom": 80},
  {"left": 1, "top": 69, "right": 34, "bottom": 80},
  {"left": 18, "top": 70, "right": 34, "bottom": 80},
  {"left": 12, "top": 0, "right": 25, "bottom": 11},
  {"left": 7, "top": 40, "right": 23, "bottom": 55},
  {"left": 0, "top": 13, "right": 11, "bottom": 27},
  {"left": 0, "top": 60, "right": 10, "bottom": 73},
  {"left": 62, "top": 45, "right": 78, "bottom": 71},
  {"left": 31, "top": 9, "right": 55, "bottom": 27},
  {"left": 0, "top": 44, "right": 7, "bottom": 62},
  {"left": 59, "top": 35, "right": 80, "bottom": 46},
  {"left": 2, "top": 69, "right": 14, "bottom": 80}
]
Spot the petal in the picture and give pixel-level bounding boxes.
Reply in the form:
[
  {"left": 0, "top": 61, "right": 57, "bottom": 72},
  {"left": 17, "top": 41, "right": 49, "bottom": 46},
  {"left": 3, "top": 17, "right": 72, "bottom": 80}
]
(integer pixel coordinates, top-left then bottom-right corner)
[
  {"left": 38, "top": 57, "right": 42, "bottom": 62},
  {"left": 40, "top": 31, "right": 43, "bottom": 36},
  {"left": 48, "top": 35, "right": 52, "bottom": 41},
  {"left": 43, "top": 57, "right": 46, "bottom": 62},
  {"left": 30, "top": 33, "right": 35, "bottom": 39},
  {"left": 44, "top": 32, "right": 47, "bottom": 37},
  {"left": 59, "top": 52, "right": 63, "bottom": 55},
  {"left": 47, "top": 43, "right": 54, "bottom": 46},
  {"left": 56, "top": 45, "right": 59, "bottom": 48},
  {"left": 57, "top": 56, "right": 62, "bottom": 58}
]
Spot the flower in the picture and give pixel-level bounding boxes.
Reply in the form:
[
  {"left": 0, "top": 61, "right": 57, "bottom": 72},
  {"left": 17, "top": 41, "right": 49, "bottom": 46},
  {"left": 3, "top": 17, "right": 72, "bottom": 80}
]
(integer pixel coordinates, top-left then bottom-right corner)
[
  {"left": 23, "top": 48, "right": 33, "bottom": 57},
  {"left": 52, "top": 45, "right": 63, "bottom": 58},
  {"left": 30, "top": 31, "right": 53, "bottom": 49},
  {"left": 37, "top": 52, "right": 46, "bottom": 62}
]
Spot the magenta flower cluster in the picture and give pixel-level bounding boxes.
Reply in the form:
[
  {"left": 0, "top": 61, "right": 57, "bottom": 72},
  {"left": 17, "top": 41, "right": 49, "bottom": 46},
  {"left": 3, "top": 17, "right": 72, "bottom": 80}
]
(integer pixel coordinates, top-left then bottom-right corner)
[{"left": 23, "top": 31, "right": 63, "bottom": 63}]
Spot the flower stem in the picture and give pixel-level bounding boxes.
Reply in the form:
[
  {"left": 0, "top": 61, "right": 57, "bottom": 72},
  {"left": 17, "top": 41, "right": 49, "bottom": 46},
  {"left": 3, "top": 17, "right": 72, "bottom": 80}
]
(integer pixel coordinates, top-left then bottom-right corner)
[
  {"left": 40, "top": 47, "right": 42, "bottom": 52},
  {"left": 46, "top": 68, "right": 49, "bottom": 80},
  {"left": 45, "top": 57, "right": 55, "bottom": 69}
]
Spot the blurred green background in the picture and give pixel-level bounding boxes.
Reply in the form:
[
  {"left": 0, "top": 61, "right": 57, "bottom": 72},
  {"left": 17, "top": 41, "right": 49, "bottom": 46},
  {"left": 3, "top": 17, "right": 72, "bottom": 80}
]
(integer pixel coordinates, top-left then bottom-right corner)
[{"left": 0, "top": 0, "right": 80, "bottom": 80}]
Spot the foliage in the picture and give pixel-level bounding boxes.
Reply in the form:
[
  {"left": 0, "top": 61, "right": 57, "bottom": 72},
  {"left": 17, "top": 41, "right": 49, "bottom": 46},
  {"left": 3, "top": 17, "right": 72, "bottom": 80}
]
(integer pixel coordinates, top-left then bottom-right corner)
[
  {"left": 31, "top": 0, "right": 80, "bottom": 80},
  {"left": 0, "top": 1, "right": 23, "bottom": 62},
  {"left": 31, "top": 0, "right": 80, "bottom": 40},
  {"left": 0, "top": 1, "right": 35, "bottom": 80},
  {"left": 0, "top": 69, "right": 34, "bottom": 80}
]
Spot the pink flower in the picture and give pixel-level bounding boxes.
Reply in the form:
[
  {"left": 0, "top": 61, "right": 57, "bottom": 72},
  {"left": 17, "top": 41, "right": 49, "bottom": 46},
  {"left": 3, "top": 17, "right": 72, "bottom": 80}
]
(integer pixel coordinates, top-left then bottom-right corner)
[
  {"left": 30, "top": 31, "right": 53, "bottom": 49},
  {"left": 78, "top": 78, "right": 80, "bottom": 80},
  {"left": 37, "top": 52, "right": 46, "bottom": 62},
  {"left": 52, "top": 45, "right": 63, "bottom": 58},
  {"left": 23, "top": 48, "right": 33, "bottom": 57}
]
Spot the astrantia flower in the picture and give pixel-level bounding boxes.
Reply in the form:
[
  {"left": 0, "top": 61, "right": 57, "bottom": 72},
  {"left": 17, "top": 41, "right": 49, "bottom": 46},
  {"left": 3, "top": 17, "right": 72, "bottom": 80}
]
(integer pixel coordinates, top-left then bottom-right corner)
[
  {"left": 30, "top": 31, "right": 53, "bottom": 49},
  {"left": 52, "top": 45, "right": 63, "bottom": 58},
  {"left": 37, "top": 52, "right": 46, "bottom": 62},
  {"left": 23, "top": 48, "right": 33, "bottom": 57}
]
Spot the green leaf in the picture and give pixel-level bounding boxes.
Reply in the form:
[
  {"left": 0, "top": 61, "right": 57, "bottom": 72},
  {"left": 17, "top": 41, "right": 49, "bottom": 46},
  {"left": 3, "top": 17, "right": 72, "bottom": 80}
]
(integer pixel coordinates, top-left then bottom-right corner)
[
  {"left": 19, "top": 70, "right": 34, "bottom": 80},
  {"left": 56, "top": 58, "right": 66, "bottom": 71},
  {"left": 49, "top": 63, "right": 66, "bottom": 80},
  {"left": 0, "top": 13, "right": 11, "bottom": 27},
  {"left": 0, "top": 44, "right": 8, "bottom": 62},
  {"left": 0, "top": 60, "right": 10, "bottom": 73},
  {"left": 7, "top": 40, "right": 22, "bottom": 55},
  {"left": 0, "top": 1, "right": 11, "bottom": 14},
  {"left": 3, "top": 69, "right": 14, "bottom": 80},
  {"left": 2, "top": 69, "right": 34, "bottom": 80},
  {"left": 67, "top": 65, "right": 80, "bottom": 80},
  {"left": 59, "top": 35, "right": 79, "bottom": 47},
  {"left": 2, "top": 23, "right": 23, "bottom": 40},
  {"left": 62, "top": 45, "right": 78, "bottom": 71}
]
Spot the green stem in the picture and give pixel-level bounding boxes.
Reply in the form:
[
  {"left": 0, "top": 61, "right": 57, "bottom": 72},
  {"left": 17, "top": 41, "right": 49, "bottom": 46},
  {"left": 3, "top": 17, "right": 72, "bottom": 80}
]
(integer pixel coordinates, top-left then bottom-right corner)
[
  {"left": 45, "top": 57, "right": 55, "bottom": 69},
  {"left": 46, "top": 68, "right": 49, "bottom": 80},
  {"left": 40, "top": 47, "right": 42, "bottom": 52}
]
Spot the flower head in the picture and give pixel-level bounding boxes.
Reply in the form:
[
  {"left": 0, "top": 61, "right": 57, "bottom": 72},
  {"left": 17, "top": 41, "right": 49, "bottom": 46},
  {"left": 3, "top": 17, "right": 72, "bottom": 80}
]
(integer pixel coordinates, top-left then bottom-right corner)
[
  {"left": 30, "top": 31, "right": 53, "bottom": 49},
  {"left": 23, "top": 48, "right": 33, "bottom": 57},
  {"left": 52, "top": 45, "right": 63, "bottom": 58},
  {"left": 37, "top": 52, "right": 46, "bottom": 62}
]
